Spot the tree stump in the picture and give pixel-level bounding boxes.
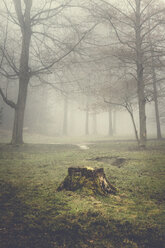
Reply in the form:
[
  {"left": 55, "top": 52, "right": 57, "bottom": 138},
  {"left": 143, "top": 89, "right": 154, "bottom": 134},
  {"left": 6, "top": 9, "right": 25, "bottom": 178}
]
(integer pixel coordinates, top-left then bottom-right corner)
[{"left": 57, "top": 167, "right": 116, "bottom": 195}]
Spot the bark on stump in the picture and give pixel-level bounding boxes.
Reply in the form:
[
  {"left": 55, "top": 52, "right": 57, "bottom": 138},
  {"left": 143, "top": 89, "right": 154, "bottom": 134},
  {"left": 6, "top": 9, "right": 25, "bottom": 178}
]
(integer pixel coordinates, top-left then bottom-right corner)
[{"left": 57, "top": 167, "right": 116, "bottom": 195}]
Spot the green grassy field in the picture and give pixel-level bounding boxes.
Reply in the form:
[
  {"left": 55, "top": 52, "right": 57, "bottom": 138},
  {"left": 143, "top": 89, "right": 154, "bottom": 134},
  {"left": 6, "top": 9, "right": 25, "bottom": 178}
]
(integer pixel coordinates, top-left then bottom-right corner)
[{"left": 0, "top": 139, "right": 165, "bottom": 248}]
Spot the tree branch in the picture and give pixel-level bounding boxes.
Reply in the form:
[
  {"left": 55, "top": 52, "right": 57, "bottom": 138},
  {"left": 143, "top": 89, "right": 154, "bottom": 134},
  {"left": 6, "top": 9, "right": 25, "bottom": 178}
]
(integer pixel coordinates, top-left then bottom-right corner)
[
  {"left": 33, "top": 75, "right": 66, "bottom": 95},
  {"left": 2, "top": 0, "right": 20, "bottom": 26},
  {"left": 0, "top": 88, "right": 16, "bottom": 109},
  {"left": 12, "top": 0, "right": 24, "bottom": 29},
  {"left": 31, "top": 23, "right": 98, "bottom": 75}
]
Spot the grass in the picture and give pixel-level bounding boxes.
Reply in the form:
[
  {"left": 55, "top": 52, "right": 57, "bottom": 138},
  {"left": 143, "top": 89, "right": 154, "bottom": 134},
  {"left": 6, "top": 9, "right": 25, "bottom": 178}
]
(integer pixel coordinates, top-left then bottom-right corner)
[{"left": 0, "top": 138, "right": 165, "bottom": 247}]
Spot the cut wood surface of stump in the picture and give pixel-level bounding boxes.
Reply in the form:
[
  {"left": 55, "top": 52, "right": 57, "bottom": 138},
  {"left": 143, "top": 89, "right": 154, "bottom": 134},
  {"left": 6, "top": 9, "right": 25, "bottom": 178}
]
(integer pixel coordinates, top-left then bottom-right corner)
[{"left": 57, "top": 167, "right": 116, "bottom": 195}]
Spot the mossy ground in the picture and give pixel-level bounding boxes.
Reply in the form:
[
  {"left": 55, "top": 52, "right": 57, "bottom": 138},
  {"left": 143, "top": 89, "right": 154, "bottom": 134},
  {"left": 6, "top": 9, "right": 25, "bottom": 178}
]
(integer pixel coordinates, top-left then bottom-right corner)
[{"left": 0, "top": 139, "right": 165, "bottom": 247}]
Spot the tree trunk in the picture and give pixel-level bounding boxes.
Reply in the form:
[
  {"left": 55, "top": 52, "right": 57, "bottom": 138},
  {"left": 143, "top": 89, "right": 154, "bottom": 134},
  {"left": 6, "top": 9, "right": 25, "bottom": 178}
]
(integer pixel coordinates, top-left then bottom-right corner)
[
  {"left": 113, "top": 110, "right": 116, "bottom": 135},
  {"left": 11, "top": 81, "right": 28, "bottom": 145},
  {"left": 151, "top": 56, "right": 162, "bottom": 139},
  {"left": 148, "top": 20, "right": 162, "bottom": 139},
  {"left": 0, "top": 107, "right": 3, "bottom": 125},
  {"left": 85, "top": 104, "right": 89, "bottom": 135},
  {"left": 135, "top": 0, "right": 147, "bottom": 147},
  {"left": 93, "top": 113, "right": 97, "bottom": 135},
  {"left": 62, "top": 96, "right": 68, "bottom": 136},
  {"left": 108, "top": 108, "right": 113, "bottom": 136},
  {"left": 127, "top": 109, "right": 139, "bottom": 144},
  {"left": 57, "top": 167, "right": 116, "bottom": 195},
  {"left": 11, "top": 0, "right": 32, "bottom": 145},
  {"left": 153, "top": 79, "right": 162, "bottom": 139},
  {"left": 137, "top": 80, "right": 146, "bottom": 147}
]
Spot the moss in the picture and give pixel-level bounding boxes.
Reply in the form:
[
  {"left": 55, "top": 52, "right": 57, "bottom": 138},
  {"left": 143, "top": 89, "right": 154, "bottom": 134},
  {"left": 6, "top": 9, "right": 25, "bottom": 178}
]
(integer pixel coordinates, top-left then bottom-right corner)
[{"left": 58, "top": 167, "right": 116, "bottom": 196}]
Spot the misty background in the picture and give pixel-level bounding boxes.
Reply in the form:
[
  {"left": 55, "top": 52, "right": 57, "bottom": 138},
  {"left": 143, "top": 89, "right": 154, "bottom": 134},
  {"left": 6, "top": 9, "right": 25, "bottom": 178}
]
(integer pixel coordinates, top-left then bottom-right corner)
[{"left": 0, "top": 0, "right": 165, "bottom": 144}]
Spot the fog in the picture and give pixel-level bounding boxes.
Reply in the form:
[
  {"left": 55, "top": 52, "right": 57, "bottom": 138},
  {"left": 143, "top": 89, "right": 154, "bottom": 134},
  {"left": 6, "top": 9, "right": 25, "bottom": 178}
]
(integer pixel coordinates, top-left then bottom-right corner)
[
  {"left": 1, "top": 84, "right": 163, "bottom": 140},
  {"left": 0, "top": 0, "right": 165, "bottom": 145}
]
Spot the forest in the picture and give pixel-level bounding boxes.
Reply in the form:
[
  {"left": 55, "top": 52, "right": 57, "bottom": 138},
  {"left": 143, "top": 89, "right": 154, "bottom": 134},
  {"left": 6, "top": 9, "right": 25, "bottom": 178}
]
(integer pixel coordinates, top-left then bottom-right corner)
[{"left": 0, "top": 0, "right": 165, "bottom": 247}]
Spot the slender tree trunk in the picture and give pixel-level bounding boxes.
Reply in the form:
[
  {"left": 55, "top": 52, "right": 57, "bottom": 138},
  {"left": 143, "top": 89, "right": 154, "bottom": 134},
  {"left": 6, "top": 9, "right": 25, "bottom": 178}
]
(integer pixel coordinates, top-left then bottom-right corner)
[
  {"left": 11, "top": 80, "right": 29, "bottom": 144},
  {"left": 137, "top": 76, "right": 146, "bottom": 147},
  {"left": 85, "top": 96, "right": 89, "bottom": 135},
  {"left": 128, "top": 109, "right": 139, "bottom": 144},
  {"left": 148, "top": 22, "right": 162, "bottom": 139},
  {"left": 93, "top": 113, "right": 97, "bottom": 135},
  {"left": 113, "top": 110, "right": 116, "bottom": 135},
  {"left": 69, "top": 107, "right": 75, "bottom": 135},
  {"left": 85, "top": 107, "right": 89, "bottom": 135},
  {"left": 0, "top": 107, "right": 3, "bottom": 125},
  {"left": 62, "top": 96, "right": 68, "bottom": 136},
  {"left": 151, "top": 55, "right": 162, "bottom": 139},
  {"left": 135, "top": 0, "right": 147, "bottom": 147},
  {"left": 108, "top": 108, "right": 113, "bottom": 136},
  {"left": 11, "top": 0, "right": 32, "bottom": 145}
]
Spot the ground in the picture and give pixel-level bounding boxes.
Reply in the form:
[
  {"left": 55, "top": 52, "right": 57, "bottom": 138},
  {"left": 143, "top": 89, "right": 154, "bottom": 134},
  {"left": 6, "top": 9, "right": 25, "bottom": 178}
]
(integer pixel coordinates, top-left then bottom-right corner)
[{"left": 0, "top": 137, "right": 165, "bottom": 248}]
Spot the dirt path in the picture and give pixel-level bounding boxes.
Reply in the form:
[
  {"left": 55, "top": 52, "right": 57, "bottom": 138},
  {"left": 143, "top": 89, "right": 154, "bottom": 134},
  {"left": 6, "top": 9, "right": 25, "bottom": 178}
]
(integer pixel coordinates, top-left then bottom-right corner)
[{"left": 76, "top": 144, "right": 90, "bottom": 150}]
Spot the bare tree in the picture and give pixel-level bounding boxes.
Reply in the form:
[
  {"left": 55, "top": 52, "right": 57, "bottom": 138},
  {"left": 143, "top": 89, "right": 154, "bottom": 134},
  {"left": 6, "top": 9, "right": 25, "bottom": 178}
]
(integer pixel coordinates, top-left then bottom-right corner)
[
  {"left": 103, "top": 77, "right": 139, "bottom": 144},
  {"left": 145, "top": 6, "right": 165, "bottom": 139},
  {"left": 90, "top": 0, "right": 165, "bottom": 146},
  {"left": 0, "top": 0, "right": 94, "bottom": 144}
]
